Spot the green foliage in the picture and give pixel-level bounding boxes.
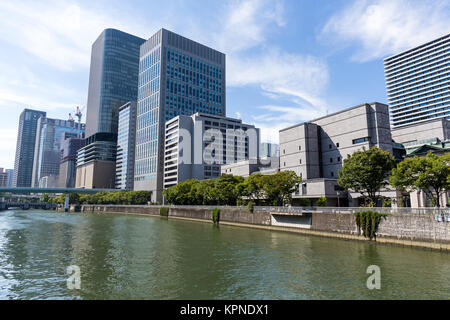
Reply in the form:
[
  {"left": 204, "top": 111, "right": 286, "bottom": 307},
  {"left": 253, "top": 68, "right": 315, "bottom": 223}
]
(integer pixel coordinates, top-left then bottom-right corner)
[
  {"left": 390, "top": 153, "right": 450, "bottom": 207},
  {"left": 49, "top": 191, "right": 152, "bottom": 206},
  {"left": 211, "top": 208, "right": 220, "bottom": 223},
  {"left": 41, "top": 193, "right": 50, "bottom": 203},
  {"left": 354, "top": 210, "right": 389, "bottom": 240},
  {"left": 316, "top": 197, "right": 327, "bottom": 207},
  {"left": 247, "top": 200, "right": 255, "bottom": 213},
  {"left": 338, "top": 147, "right": 395, "bottom": 205},
  {"left": 160, "top": 207, "right": 169, "bottom": 216},
  {"left": 163, "top": 171, "right": 301, "bottom": 207},
  {"left": 296, "top": 198, "right": 311, "bottom": 207}
]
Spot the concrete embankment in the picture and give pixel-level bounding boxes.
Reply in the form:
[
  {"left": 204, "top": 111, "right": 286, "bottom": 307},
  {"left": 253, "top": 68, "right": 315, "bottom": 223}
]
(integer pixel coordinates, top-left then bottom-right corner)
[{"left": 79, "top": 205, "right": 450, "bottom": 252}]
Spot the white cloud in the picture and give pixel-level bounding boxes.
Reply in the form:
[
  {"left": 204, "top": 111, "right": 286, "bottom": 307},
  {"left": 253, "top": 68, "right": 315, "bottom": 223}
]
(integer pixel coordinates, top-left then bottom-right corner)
[{"left": 322, "top": 0, "right": 450, "bottom": 61}]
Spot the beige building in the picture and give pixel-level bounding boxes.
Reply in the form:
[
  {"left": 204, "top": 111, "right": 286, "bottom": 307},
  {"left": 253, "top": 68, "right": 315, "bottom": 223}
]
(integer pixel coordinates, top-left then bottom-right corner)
[{"left": 75, "top": 161, "right": 116, "bottom": 189}]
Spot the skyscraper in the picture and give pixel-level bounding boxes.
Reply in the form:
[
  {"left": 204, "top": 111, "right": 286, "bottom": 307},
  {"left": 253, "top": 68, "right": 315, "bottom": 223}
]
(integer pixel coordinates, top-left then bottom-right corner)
[
  {"left": 384, "top": 33, "right": 450, "bottom": 128},
  {"left": 134, "top": 28, "right": 226, "bottom": 202},
  {"left": 115, "top": 101, "right": 137, "bottom": 190},
  {"left": 12, "top": 108, "right": 46, "bottom": 187},
  {"left": 85, "top": 29, "right": 146, "bottom": 137},
  {"left": 31, "top": 117, "right": 85, "bottom": 187},
  {"left": 78, "top": 29, "right": 145, "bottom": 189}
]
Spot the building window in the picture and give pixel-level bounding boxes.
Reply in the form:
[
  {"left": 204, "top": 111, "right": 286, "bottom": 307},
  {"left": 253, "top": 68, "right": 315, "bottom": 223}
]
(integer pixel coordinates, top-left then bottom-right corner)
[
  {"left": 283, "top": 149, "right": 285, "bottom": 154},
  {"left": 337, "top": 157, "right": 341, "bottom": 162},
  {"left": 298, "top": 146, "right": 301, "bottom": 151},
  {"left": 330, "top": 158, "right": 333, "bottom": 163},
  {"left": 331, "top": 171, "right": 334, "bottom": 177},
  {"left": 284, "top": 162, "right": 286, "bottom": 167},
  {"left": 336, "top": 143, "right": 339, "bottom": 148},
  {"left": 329, "top": 144, "right": 332, "bottom": 149},
  {"left": 352, "top": 137, "right": 369, "bottom": 144},
  {"left": 299, "top": 159, "right": 302, "bottom": 164}
]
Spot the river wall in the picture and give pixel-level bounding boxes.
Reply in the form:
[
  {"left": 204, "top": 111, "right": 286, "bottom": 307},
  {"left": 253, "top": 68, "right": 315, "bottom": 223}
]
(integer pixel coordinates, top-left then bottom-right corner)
[{"left": 79, "top": 205, "right": 450, "bottom": 251}]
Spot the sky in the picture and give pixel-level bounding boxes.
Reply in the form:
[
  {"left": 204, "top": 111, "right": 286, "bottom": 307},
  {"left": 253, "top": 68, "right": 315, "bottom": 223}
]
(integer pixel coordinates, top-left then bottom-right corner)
[{"left": 1, "top": 0, "right": 450, "bottom": 169}]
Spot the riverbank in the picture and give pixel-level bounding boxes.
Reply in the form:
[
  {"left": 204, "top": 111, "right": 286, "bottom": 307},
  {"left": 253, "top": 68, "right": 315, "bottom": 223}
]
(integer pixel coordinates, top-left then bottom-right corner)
[{"left": 78, "top": 205, "right": 450, "bottom": 252}]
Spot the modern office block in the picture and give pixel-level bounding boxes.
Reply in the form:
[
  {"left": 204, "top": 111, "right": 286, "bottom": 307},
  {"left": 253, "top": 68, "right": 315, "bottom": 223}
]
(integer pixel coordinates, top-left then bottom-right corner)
[
  {"left": 85, "top": 29, "right": 145, "bottom": 137},
  {"left": 75, "top": 133, "right": 117, "bottom": 189},
  {"left": 31, "top": 118, "right": 85, "bottom": 187},
  {"left": 162, "top": 113, "right": 258, "bottom": 189},
  {"left": 115, "top": 101, "right": 137, "bottom": 190},
  {"left": 0, "top": 168, "right": 8, "bottom": 187},
  {"left": 279, "top": 102, "right": 392, "bottom": 205},
  {"left": 259, "top": 142, "right": 280, "bottom": 158},
  {"left": 134, "top": 28, "right": 226, "bottom": 202},
  {"left": 5, "top": 169, "right": 13, "bottom": 187},
  {"left": 58, "top": 137, "right": 85, "bottom": 188},
  {"left": 12, "top": 108, "right": 46, "bottom": 187},
  {"left": 384, "top": 33, "right": 450, "bottom": 128},
  {"left": 82, "top": 29, "right": 145, "bottom": 189}
]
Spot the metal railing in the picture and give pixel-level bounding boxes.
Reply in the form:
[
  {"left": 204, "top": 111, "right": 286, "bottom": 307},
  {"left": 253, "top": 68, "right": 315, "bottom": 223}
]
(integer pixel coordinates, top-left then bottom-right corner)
[{"left": 254, "top": 206, "right": 450, "bottom": 215}]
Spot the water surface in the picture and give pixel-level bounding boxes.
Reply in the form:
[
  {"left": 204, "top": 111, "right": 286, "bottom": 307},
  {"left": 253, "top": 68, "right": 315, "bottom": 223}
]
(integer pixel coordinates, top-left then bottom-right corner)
[{"left": 0, "top": 209, "right": 449, "bottom": 299}]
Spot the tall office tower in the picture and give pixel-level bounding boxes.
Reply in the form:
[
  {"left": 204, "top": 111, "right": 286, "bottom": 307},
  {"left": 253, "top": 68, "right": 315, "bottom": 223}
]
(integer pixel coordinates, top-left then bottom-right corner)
[
  {"left": 115, "top": 101, "right": 137, "bottom": 190},
  {"left": 134, "top": 28, "right": 226, "bottom": 202},
  {"left": 58, "top": 137, "right": 85, "bottom": 188},
  {"left": 0, "top": 168, "right": 8, "bottom": 187},
  {"left": 384, "top": 33, "right": 450, "bottom": 128},
  {"left": 259, "top": 142, "right": 280, "bottom": 158},
  {"left": 12, "top": 108, "right": 46, "bottom": 187},
  {"left": 163, "top": 113, "right": 259, "bottom": 189},
  {"left": 6, "top": 169, "right": 13, "bottom": 187},
  {"left": 32, "top": 118, "right": 85, "bottom": 187},
  {"left": 78, "top": 29, "right": 145, "bottom": 188}
]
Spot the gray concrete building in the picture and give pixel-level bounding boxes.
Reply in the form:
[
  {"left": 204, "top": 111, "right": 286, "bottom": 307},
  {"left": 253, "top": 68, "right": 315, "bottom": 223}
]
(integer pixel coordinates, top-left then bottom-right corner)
[
  {"left": 0, "top": 168, "right": 9, "bottom": 187},
  {"left": 259, "top": 142, "right": 280, "bottom": 158},
  {"left": 385, "top": 33, "right": 450, "bottom": 128},
  {"left": 279, "top": 102, "right": 393, "bottom": 206},
  {"left": 221, "top": 157, "right": 279, "bottom": 178},
  {"left": 391, "top": 118, "right": 450, "bottom": 144},
  {"left": 134, "top": 28, "right": 226, "bottom": 202},
  {"left": 59, "top": 137, "right": 85, "bottom": 188},
  {"left": 115, "top": 102, "right": 137, "bottom": 190},
  {"left": 163, "top": 113, "right": 259, "bottom": 189},
  {"left": 12, "top": 108, "right": 46, "bottom": 187}
]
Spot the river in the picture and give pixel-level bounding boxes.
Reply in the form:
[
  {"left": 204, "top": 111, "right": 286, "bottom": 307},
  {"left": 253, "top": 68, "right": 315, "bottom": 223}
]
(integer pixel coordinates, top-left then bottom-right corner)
[{"left": 0, "top": 209, "right": 449, "bottom": 299}]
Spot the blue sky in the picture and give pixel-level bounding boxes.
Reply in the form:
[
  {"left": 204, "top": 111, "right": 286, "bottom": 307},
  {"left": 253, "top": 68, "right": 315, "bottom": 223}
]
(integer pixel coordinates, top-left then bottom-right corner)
[{"left": 1, "top": 0, "right": 450, "bottom": 169}]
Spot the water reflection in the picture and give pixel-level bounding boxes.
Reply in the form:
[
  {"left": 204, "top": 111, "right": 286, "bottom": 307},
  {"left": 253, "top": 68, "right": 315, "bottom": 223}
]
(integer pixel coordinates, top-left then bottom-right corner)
[{"left": 0, "top": 210, "right": 449, "bottom": 300}]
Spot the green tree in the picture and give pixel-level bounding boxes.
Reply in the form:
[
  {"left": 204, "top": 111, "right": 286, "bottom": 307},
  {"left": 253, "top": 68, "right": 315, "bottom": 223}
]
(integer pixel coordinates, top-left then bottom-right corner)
[
  {"left": 236, "top": 173, "right": 265, "bottom": 204},
  {"left": 338, "top": 147, "right": 395, "bottom": 205},
  {"left": 390, "top": 153, "right": 450, "bottom": 207},
  {"left": 261, "top": 171, "right": 301, "bottom": 206},
  {"left": 316, "top": 197, "right": 327, "bottom": 207}
]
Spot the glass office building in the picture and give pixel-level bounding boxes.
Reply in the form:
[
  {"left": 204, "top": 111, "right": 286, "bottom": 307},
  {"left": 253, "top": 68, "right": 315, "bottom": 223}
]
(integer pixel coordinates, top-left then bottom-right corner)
[
  {"left": 384, "top": 33, "right": 450, "bottom": 128},
  {"left": 13, "top": 109, "right": 47, "bottom": 187},
  {"left": 31, "top": 117, "right": 85, "bottom": 187},
  {"left": 85, "top": 29, "right": 146, "bottom": 137},
  {"left": 115, "top": 101, "right": 137, "bottom": 190},
  {"left": 133, "top": 28, "right": 226, "bottom": 202}
]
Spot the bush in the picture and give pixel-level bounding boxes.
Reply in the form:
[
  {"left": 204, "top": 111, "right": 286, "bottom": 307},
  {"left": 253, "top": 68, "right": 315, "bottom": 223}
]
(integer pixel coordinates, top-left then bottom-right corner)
[
  {"left": 160, "top": 207, "right": 169, "bottom": 217},
  {"left": 354, "top": 210, "right": 389, "bottom": 240},
  {"left": 316, "top": 197, "right": 327, "bottom": 207},
  {"left": 296, "top": 198, "right": 311, "bottom": 207},
  {"left": 211, "top": 208, "right": 220, "bottom": 224},
  {"left": 247, "top": 200, "right": 255, "bottom": 213}
]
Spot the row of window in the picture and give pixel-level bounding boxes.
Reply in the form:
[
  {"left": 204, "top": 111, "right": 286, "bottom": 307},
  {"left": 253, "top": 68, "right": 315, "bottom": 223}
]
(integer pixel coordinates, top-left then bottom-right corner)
[{"left": 167, "top": 48, "right": 222, "bottom": 79}]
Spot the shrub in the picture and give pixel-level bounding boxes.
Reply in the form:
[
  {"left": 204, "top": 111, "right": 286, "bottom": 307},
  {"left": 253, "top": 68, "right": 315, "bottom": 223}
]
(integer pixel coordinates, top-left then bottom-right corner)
[
  {"left": 297, "top": 198, "right": 311, "bottom": 207},
  {"left": 247, "top": 200, "right": 255, "bottom": 213},
  {"left": 211, "top": 208, "right": 221, "bottom": 224},
  {"left": 316, "top": 197, "right": 327, "bottom": 207},
  {"left": 354, "top": 210, "right": 389, "bottom": 240},
  {"left": 160, "top": 207, "right": 169, "bottom": 217}
]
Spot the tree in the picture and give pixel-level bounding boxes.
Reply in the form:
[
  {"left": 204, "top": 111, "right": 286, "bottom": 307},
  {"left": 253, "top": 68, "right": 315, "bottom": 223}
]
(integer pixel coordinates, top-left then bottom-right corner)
[
  {"left": 316, "top": 197, "right": 327, "bottom": 207},
  {"left": 261, "top": 171, "right": 301, "bottom": 206},
  {"left": 338, "top": 147, "right": 395, "bottom": 205},
  {"left": 390, "top": 152, "right": 450, "bottom": 207},
  {"left": 236, "top": 173, "right": 265, "bottom": 204}
]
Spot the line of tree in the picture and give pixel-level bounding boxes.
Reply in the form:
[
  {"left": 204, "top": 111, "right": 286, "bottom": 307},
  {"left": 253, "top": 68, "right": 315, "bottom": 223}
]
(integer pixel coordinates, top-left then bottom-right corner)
[
  {"left": 163, "top": 171, "right": 301, "bottom": 206},
  {"left": 338, "top": 147, "right": 450, "bottom": 207},
  {"left": 50, "top": 191, "right": 153, "bottom": 205}
]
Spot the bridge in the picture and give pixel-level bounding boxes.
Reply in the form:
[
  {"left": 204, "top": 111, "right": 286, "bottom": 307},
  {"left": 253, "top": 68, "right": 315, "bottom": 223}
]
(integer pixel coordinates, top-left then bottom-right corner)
[{"left": 0, "top": 187, "right": 122, "bottom": 212}]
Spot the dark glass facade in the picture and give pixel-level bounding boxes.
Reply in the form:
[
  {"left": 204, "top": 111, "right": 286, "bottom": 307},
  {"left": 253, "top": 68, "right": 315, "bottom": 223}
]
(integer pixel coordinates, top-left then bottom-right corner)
[
  {"left": 12, "top": 109, "right": 46, "bottom": 187},
  {"left": 85, "top": 29, "right": 145, "bottom": 137}
]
